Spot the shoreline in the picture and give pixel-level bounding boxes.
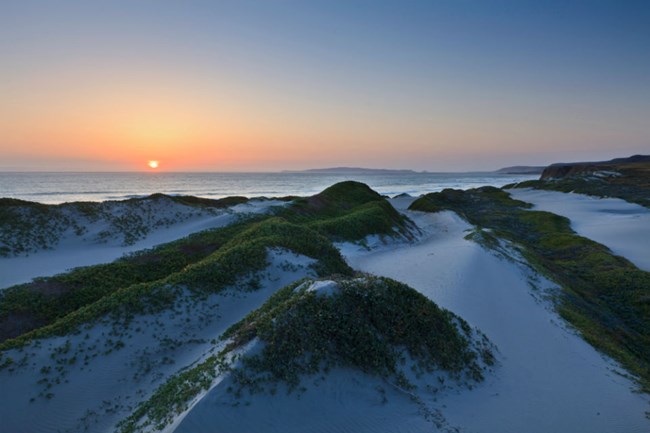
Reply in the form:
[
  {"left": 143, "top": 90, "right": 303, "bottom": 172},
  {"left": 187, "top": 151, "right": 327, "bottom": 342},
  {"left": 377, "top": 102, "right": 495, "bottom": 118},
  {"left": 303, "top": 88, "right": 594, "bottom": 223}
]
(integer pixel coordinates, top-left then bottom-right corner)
[{"left": 0, "top": 172, "right": 538, "bottom": 205}]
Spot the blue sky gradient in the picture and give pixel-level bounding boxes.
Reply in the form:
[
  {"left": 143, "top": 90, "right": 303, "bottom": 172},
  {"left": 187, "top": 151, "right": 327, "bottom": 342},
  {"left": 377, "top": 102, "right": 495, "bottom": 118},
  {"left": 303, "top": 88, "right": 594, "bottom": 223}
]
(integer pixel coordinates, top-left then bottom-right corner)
[{"left": 1, "top": 0, "right": 648, "bottom": 171}]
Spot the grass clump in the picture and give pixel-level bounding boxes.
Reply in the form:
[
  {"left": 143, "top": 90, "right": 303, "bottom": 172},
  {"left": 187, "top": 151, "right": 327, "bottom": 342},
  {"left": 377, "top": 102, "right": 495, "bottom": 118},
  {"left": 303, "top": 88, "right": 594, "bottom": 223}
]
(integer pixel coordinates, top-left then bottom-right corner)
[
  {"left": 410, "top": 187, "right": 650, "bottom": 392},
  {"left": 119, "top": 276, "right": 493, "bottom": 433}
]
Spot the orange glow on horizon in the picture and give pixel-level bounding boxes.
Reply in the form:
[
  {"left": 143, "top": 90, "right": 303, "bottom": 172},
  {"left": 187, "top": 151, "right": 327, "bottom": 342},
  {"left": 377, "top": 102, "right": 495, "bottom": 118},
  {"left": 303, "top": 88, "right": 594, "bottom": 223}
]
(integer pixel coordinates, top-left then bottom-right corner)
[
  {"left": 148, "top": 160, "right": 159, "bottom": 169},
  {"left": 4, "top": 70, "right": 643, "bottom": 172}
]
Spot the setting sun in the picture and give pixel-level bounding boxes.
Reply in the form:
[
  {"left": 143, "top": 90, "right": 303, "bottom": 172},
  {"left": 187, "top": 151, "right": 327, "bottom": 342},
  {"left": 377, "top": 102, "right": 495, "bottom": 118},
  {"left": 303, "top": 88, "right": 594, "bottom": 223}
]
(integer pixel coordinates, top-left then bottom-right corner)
[{"left": 148, "top": 160, "right": 159, "bottom": 169}]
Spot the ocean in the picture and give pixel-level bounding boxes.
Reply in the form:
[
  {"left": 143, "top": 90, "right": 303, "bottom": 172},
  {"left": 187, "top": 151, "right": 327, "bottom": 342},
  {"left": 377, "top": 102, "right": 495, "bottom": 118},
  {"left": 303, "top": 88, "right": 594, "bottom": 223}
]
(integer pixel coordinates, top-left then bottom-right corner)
[{"left": 0, "top": 171, "right": 538, "bottom": 204}]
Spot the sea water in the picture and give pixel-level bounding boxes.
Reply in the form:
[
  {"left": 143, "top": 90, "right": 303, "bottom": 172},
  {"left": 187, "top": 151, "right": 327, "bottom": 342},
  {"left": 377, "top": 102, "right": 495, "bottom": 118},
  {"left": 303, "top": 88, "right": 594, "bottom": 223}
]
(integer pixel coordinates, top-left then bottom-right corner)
[{"left": 0, "top": 171, "right": 537, "bottom": 204}]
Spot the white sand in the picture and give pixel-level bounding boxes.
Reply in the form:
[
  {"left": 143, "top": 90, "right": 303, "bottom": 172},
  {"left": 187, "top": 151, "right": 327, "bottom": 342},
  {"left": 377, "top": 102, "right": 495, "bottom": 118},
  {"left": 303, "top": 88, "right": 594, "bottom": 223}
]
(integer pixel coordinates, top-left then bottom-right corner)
[
  {"left": 508, "top": 188, "right": 650, "bottom": 271},
  {"left": 148, "top": 202, "right": 649, "bottom": 433},
  {"left": 173, "top": 368, "right": 440, "bottom": 433},
  {"left": 344, "top": 209, "right": 649, "bottom": 433},
  {"left": 2, "top": 193, "right": 649, "bottom": 433},
  {"left": 0, "top": 249, "right": 315, "bottom": 433},
  {"left": 305, "top": 279, "right": 339, "bottom": 296},
  {"left": 0, "top": 199, "right": 284, "bottom": 289}
]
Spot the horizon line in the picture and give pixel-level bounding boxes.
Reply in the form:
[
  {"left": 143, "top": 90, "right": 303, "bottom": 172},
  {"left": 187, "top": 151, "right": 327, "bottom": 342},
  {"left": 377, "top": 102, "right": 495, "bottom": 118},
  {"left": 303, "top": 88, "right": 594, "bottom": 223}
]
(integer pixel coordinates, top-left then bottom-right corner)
[{"left": 0, "top": 168, "right": 521, "bottom": 175}]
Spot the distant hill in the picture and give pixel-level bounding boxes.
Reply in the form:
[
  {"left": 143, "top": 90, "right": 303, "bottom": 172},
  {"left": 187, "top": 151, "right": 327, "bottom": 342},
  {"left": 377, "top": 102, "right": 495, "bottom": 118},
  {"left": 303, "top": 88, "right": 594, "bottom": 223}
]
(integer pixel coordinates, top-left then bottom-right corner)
[
  {"left": 607, "top": 154, "right": 650, "bottom": 164},
  {"left": 290, "top": 166, "right": 549, "bottom": 175},
  {"left": 283, "top": 167, "right": 422, "bottom": 174},
  {"left": 495, "top": 166, "right": 546, "bottom": 175}
]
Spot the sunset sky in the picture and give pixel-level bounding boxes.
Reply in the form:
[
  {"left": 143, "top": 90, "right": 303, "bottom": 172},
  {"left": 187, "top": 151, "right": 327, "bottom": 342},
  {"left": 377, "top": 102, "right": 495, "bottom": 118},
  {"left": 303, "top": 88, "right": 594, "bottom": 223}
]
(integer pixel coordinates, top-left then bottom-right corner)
[{"left": 1, "top": 1, "right": 649, "bottom": 172}]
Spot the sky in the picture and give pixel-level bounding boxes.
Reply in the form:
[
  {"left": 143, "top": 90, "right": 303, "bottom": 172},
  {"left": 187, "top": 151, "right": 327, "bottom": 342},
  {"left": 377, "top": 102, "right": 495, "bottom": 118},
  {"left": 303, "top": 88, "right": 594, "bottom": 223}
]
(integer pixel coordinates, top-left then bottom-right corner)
[{"left": 1, "top": 0, "right": 649, "bottom": 172}]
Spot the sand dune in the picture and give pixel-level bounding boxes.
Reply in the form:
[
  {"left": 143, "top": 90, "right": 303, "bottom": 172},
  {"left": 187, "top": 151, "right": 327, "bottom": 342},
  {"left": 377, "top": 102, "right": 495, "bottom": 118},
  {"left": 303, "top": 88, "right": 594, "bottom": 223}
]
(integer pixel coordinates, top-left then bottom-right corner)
[
  {"left": 126, "top": 204, "right": 649, "bottom": 433},
  {"left": 156, "top": 276, "right": 494, "bottom": 433},
  {"left": 0, "top": 249, "right": 315, "bottom": 433},
  {"left": 0, "top": 199, "right": 284, "bottom": 289},
  {"left": 1, "top": 186, "right": 648, "bottom": 433}
]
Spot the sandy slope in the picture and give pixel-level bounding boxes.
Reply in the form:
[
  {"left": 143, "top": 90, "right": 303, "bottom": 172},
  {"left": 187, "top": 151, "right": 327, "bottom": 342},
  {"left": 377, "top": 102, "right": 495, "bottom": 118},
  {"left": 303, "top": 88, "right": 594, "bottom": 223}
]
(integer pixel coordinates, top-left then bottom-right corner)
[
  {"left": 345, "top": 209, "right": 649, "bottom": 433},
  {"left": 0, "top": 199, "right": 284, "bottom": 289},
  {"left": 508, "top": 188, "right": 650, "bottom": 271},
  {"left": 0, "top": 249, "right": 315, "bottom": 433},
  {"left": 173, "top": 368, "right": 439, "bottom": 433}
]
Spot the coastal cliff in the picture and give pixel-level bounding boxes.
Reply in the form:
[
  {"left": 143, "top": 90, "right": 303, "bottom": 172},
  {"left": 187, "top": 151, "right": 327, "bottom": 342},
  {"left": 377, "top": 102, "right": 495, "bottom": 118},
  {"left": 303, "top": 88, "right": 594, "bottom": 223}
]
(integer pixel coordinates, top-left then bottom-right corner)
[
  {"left": 540, "top": 154, "right": 650, "bottom": 179},
  {"left": 509, "top": 154, "right": 650, "bottom": 208}
]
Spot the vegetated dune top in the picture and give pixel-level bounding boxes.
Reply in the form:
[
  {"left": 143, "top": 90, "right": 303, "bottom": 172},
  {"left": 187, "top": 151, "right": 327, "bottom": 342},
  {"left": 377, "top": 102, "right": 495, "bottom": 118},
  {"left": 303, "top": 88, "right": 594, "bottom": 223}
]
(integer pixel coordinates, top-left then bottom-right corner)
[
  {"left": 222, "top": 277, "right": 493, "bottom": 388},
  {"left": 0, "top": 193, "right": 259, "bottom": 258}
]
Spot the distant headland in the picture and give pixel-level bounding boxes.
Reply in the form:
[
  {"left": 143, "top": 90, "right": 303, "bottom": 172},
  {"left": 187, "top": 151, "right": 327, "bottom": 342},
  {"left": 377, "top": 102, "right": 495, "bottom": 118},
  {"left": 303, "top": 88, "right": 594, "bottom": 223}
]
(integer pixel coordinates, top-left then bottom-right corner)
[{"left": 284, "top": 166, "right": 547, "bottom": 175}]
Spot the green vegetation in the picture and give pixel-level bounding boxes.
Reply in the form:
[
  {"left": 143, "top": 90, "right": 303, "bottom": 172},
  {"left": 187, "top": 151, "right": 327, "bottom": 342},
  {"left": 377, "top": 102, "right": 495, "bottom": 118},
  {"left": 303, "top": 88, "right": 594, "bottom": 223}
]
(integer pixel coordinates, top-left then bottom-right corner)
[
  {"left": 410, "top": 186, "right": 650, "bottom": 391},
  {"left": 118, "top": 353, "right": 228, "bottom": 433},
  {"left": 143, "top": 193, "right": 251, "bottom": 208},
  {"left": 118, "top": 277, "right": 493, "bottom": 433},
  {"left": 0, "top": 198, "right": 77, "bottom": 256},
  {"left": 508, "top": 162, "right": 650, "bottom": 208},
  {"left": 225, "top": 276, "right": 491, "bottom": 390},
  {"left": 0, "top": 182, "right": 407, "bottom": 349},
  {"left": 119, "top": 352, "right": 225, "bottom": 432},
  {"left": 0, "top": 217, "right": 264, "bottom": 341},
  {"left": 278, "top": 181, "right": 413, "bottom": 242}
]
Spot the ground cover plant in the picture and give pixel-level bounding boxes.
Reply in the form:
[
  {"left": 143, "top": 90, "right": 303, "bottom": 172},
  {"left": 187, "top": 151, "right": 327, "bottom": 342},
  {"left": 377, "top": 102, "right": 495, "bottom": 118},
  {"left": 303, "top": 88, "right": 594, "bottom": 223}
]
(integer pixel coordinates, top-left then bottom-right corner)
[{"left": 224, "top": 276, "right": 492, "bottom": 389}]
